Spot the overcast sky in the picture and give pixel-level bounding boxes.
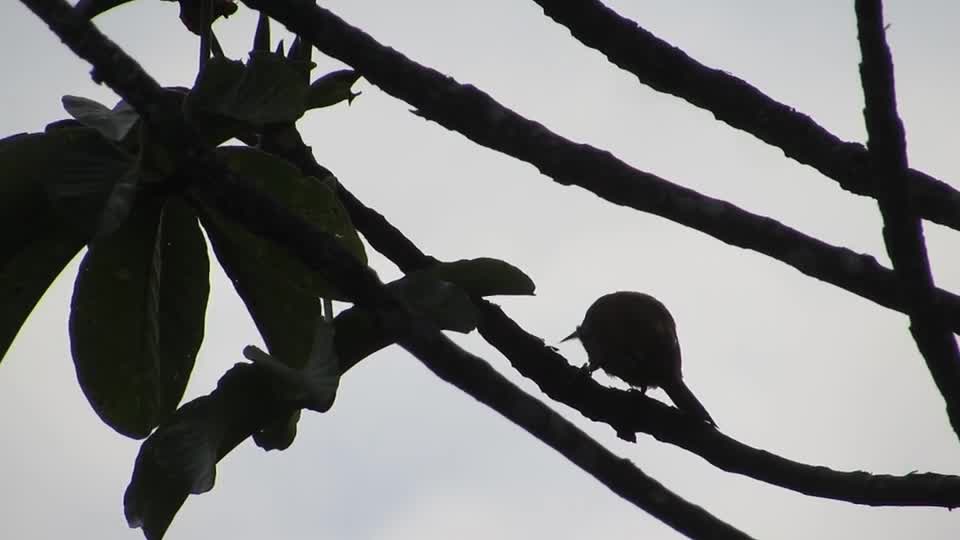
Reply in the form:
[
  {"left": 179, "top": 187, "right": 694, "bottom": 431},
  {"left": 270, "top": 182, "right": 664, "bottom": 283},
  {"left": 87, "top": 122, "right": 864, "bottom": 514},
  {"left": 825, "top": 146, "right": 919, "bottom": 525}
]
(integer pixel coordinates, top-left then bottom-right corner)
[{"left": 2, "top": 1, "right": 959, "bottom": 538}]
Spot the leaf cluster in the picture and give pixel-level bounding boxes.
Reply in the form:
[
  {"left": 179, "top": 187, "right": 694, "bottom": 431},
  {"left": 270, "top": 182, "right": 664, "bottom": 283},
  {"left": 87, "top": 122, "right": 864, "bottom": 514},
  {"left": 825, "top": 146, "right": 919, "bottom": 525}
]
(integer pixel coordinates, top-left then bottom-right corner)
[{"left": 1, "top": 9, "right": 534, "bottom": 538}]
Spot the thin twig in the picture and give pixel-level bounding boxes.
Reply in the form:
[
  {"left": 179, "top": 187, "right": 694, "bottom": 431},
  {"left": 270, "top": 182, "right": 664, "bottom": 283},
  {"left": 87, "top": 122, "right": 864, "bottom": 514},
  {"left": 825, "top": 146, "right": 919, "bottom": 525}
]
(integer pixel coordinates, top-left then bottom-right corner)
[{"left": 855, "top": 0, "right": 960, "bottom": 439}]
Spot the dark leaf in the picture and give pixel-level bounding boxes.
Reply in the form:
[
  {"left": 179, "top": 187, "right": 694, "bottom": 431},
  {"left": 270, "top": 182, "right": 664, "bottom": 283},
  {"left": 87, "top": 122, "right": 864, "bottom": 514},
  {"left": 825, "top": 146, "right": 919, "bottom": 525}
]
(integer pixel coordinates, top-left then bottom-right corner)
[
  {"left": 124, "top": 272, "right": 480, "bottom": 538},
  {"left": 45, "top": 119, "right": 85, "bottom": 132},
  {"left": 198, "top": 147, "right": 364, "bottom": 368},
  {"left": 425, "top": 257, "right": 536, "bottom": 297},
  {"left": 0, "top": 230, "right": 86, "bottom": 363},
  {"left": 70, "top": 196, "right": 210, "bottom": 439},
  {"left": 187, "top": 52, "right": 312, "bottom": 129},
  {"left": 252, "top": 12, "right": 270, "bottom": 52},
  {"left": 0, "top": 128, "right": 132, "bottom": 363},
  {"left": 287, "top": 35, "right": 312, "bottom": 67},
  {"left": 94, "top": 167, "right": 141, "bottom": 239},
  {"left": 307, "top": 69, "right": 362, "bottom": 110},
  {"left": 62, "top": 95, "right": 140, "bottom": 142},
  {"left": 328, "top": 272, "right": 482, "bottom": 370},
  {"left": 177, "top": 0, "right": 239, "bottom": 35},
  {"left": 184, "top": 58, "right": 251, "bottom": 145},
  {"left": 391, "top": 272, "right": 478, "bottom": 333},
  {"left": 210, "top": 32, "right": 225, "bottom": 59},
  {"left": 242, "top": 319, "right": 339, "bottom": 412},
  {"left": 215, "top": 147, "right": 365, "bottom": 263},
  {"left": 125, "top": 362, "right": 291, "bottom": 540},
  {"left": 252, "top": 408, "right": 300, "bottom": 451}
]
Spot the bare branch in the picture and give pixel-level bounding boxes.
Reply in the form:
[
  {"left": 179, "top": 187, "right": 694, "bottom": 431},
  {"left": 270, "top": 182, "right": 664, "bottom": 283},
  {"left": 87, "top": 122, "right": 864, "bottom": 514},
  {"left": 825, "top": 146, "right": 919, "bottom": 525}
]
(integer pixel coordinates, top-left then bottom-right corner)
[
  {"left": 855, "top": 0, "right": 960, "bottom": 439},
  {"left": 530, "top": 0, "right": 960, "bottom": 231},
  {"left": 242, "top": 0, "right": 960, "bottom": 336},
  {"left": 477, "top": 301, "right": 960, "bottom": 509},
  {"left": 259, "top": 120, "right": 960, "bottom": 509},
  {"left": 19, "top": 1, "right": 753, "bottom": 536}
]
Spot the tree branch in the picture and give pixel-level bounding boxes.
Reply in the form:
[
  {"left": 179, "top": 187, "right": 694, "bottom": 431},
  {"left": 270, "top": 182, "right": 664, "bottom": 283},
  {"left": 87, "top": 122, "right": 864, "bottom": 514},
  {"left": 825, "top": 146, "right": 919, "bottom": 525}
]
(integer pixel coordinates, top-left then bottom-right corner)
[
  {"left": 260, "top": 121, "right": 960, "bottom": 509},
  {"left": 529, "top": 0, "right": 960, "bottom": 231},
  {"left": 20, "top": 1, "right": 753, "bottom": 536},
  {"left": 242, "top": 0, "right": 960, "bottom": 337},
  {"left": 855, "top": 0, "right": 960, "bottom": 439},
  {"left": 477, "top": 301, "right": 960, "bottom": 508}
]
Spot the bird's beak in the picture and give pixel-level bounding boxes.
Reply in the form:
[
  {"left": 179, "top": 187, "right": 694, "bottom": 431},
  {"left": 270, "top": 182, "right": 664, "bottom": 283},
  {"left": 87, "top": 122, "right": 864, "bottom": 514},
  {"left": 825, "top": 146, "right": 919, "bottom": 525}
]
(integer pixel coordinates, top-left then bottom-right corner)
[{"left": 561, "top": 327, "right": 580, "bottom": 343}]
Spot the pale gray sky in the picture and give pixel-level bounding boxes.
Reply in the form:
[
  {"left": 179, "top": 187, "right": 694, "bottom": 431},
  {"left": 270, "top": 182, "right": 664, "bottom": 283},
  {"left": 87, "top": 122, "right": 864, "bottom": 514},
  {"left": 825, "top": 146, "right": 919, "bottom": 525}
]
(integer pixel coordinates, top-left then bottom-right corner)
[{"left": 2, "top": 1, "right": 959, "bottom": 538}]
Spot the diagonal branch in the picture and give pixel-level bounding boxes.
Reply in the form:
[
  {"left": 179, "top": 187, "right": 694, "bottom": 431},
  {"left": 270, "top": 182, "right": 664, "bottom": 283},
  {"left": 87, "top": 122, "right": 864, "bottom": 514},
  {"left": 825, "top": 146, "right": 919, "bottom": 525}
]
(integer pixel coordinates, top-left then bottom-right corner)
[
  {"left": 243, "top": 0, "right": 960, "bottom": 337},
  {"left": 20, "top": 1, "right": 752, "bottom": 536},
  {"left": 530, "top": 0, "right": 960, "bottom": 231},
  {"left": 263, "top": 122, "right": 960, "bottom": 509},
  {"left": 855, "top": 0, "right": 960, "bottom": 439},
  {"left": 189, "top": 160, "right": 749, "bottom": 537},
  {"left": 477, "top": 301, "right": 960, "bottom": 508}
]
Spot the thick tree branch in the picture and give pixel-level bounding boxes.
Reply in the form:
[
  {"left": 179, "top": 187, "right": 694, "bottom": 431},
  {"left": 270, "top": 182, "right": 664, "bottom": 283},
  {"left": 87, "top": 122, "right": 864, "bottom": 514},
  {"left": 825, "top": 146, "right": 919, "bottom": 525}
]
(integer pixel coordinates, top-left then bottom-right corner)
[
  {"left": 243, "top": 0, "right": 960, "bottom": 336},
  {"left": 477, "top": 301, "right": 960, "bottom": 508},
  {"left": 530, "top": 0, "right": 960, "bottom": 231},
  {"left": 21, "top": 2, "right": 752, "bottom": 536},
  {"left": 855, "top": 0, "right": 960, "bottom": 438},
  {"left": 261, "top": 123, "right": 960, "bottom": 509}
]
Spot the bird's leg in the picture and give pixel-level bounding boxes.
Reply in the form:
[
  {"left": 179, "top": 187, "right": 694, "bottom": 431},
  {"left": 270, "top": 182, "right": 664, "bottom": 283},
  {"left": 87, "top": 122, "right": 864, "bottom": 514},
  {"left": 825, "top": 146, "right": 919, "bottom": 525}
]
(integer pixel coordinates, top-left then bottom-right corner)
[
  {"left": 580, "top": 361, "right": 600, "bottom": 376},
  {"left": 627, "top": 385, "right": 649, "bottom": 399}
]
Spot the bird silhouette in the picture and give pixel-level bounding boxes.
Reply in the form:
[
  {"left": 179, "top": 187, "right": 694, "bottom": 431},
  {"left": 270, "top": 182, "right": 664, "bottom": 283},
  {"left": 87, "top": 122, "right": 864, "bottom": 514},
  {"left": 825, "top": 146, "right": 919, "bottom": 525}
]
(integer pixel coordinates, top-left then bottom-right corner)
[{"left": 563, "top": 291, "right": 715, "bottom": 426}]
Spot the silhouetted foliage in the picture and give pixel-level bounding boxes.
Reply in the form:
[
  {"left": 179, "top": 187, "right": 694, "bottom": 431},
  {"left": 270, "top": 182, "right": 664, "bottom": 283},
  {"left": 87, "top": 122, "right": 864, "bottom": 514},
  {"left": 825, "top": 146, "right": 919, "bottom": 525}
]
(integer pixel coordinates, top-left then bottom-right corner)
[{"left": 4, "top": 1, "right": 959, "bottom": 538}]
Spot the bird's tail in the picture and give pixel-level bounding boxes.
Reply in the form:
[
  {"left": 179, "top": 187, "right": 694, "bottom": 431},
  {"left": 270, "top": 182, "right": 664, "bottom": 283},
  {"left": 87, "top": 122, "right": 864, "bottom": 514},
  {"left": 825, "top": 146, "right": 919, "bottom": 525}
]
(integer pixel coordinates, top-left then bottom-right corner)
[{"left": 663, "top": 380, "right": 716, "bottom": 427}]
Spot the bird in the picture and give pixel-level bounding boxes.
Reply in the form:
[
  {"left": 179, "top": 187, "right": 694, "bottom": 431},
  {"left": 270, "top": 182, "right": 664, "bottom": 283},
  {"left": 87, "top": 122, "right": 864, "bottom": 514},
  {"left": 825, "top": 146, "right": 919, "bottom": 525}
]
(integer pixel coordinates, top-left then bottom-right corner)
[{"left": 563, "top": 291, "right": 715, "bottom": 426}]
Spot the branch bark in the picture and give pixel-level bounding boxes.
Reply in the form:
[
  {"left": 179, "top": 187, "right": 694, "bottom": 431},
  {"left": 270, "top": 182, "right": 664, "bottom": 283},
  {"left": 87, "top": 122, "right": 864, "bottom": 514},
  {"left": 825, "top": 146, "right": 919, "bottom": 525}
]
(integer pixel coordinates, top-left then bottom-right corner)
[
  {"left": 530, "top": 0, "right": 960, "bottom": 231},
  {"left": 243, "top": 0, "right": 960, "bottom": 337},
  {"left": 262, "top": 121, "right": 960, "bottom": 509},
  {"left": 855, "top": 0, "right": 960, "bottom": 439},
  {"left": 20, "top": 1, "right": 752, "bottom": 536}
]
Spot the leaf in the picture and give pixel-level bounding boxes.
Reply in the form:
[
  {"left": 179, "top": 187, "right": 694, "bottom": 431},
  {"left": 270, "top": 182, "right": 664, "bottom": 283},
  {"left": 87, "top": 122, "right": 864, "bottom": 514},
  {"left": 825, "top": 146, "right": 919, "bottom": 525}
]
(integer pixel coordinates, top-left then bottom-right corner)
[
  {"left": 45, "top": 119, "right": 85, "bottom": 132},
  {"left": 251, "top": 408, "right": 300, "bottom": 452},
  {"left": 177, "top": 0, "right": 239, "bottom": 35},
  {"left": 0, "top": 228, "right": 86, "bottom": 363},
  {"left": 287, "top": 35, "right": 312, "bottom": 70},
  {"left": 391, "top": 272, "right": 477, "bottom": 333},
  {"left": 0, "top": 128, "right": 133, "bottom": 363},
  {"left": 218, "top": 147, "right": 365, "bottom": 263},
  {"left": 70, "top": 196, "right": 210, "bottom": 439},
  {"left": 125, "top": 362, "right": 294, "bottom": 540},
  {"left": 197, "top": 147, "right": 365, "bottom": 370},
  {"left": 329, "top": 273, "right": 481, "bottom": 370},
  {"left": 425, "top": 257, "right": 536, "bottom": 297},
  {"left": 124, "top": 272, "right": 477, "bottom": 539},
  {"left": 62, "top": 95, "right": 140, "bottom": 142},
  {"left": 252, "top": 12, "right": 270, "bottom": 52},
  {"left": 124, "top": 395, "right": 223, "bottom": 540},
  {"left": 242, "top": 319, "right": 339, "bottom": 412},
  {"left": 306, "top": 69, "right": 362, "bottom": 110},
  {"left": 187, "top": 52, "right": 311, "bottom": 128}
]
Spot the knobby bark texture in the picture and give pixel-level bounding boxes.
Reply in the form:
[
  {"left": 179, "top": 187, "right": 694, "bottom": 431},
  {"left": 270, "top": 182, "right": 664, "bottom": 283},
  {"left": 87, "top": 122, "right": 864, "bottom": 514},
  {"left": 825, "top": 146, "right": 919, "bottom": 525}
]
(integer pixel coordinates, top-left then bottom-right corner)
[
  {"left": 530, "top": 0, "right": 960, "bottom": 231},
  {"left": 854, "top": 0, "right": 960, "bottom": 439},
  {"left": 17, "top": 0, "right": 960, "bottom": 537},
  {"left": 21, "top": 1, "right": 756, "bottom": 537},
  {"left": 267, "top": 121, "right": 960, "bottom": 509},
  {"left": 243, "top": 0, "right": 960, "bottom": 341}
]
